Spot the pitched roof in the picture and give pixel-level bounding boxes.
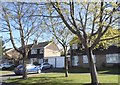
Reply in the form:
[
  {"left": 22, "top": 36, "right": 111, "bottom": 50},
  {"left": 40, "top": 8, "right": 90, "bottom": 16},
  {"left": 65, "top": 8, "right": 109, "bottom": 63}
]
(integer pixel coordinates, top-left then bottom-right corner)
[
  {"left": 71, "top": 45, "right": 120, "bottom": 55},
  {"left": 4, "top": 41, "right": 51, "bottom": 59},
  {"left": 18, "top": 41, "right": 50, "bottom": 50},
  {"left": 32, "top": 41, "right": 50, "bottom": 49}
]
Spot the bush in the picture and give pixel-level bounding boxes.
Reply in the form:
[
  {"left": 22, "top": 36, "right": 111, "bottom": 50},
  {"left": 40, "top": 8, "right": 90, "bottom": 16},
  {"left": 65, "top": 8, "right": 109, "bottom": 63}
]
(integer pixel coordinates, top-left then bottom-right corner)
[
  {"left": 101, "top": 62, "right": 106, "bottom": 68},
  {"left": 113, "top": 63, "right": 120, "bottom": 68}
]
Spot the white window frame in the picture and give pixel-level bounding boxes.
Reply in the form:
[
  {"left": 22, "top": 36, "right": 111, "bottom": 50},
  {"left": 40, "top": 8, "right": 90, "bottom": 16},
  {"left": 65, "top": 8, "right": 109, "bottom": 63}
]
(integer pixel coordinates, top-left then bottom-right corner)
[
  {"left": 106, "top": 54, "right": 119, "bottom": 63},
  {"left": 31, "top": 49, "right": 37, "bottom": 54},
  {"left": 83, "top": 55, "right": 96, "bottom": 63}
]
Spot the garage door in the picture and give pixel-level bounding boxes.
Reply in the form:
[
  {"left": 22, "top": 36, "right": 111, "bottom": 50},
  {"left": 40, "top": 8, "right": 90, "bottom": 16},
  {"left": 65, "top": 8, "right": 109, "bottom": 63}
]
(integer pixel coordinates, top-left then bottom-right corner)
[
  {"left": 48, "top": 57, "right": 65, "bottom": 68},
  {"left": 48, "top": 58, "right": 55, "bottom": 67},
  {"left": 56, "top": 57, "right": 64, "bottom": 68}
]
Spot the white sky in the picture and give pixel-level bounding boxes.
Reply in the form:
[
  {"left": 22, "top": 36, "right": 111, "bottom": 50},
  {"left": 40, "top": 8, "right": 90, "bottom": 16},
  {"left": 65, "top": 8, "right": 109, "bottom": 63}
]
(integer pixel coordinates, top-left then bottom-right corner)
[{"left": 0, "top": 0, "right": 119, "bottom": 2}]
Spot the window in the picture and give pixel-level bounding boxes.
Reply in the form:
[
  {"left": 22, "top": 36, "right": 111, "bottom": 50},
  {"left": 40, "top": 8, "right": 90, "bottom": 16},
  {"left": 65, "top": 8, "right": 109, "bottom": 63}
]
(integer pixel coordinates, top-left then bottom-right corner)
[
  {"left": 72, "top": 56, "right": 79, "bottom": 66},
  {"left": 83, "top": 55, "right": 88, "bottom": 63},
  {"left": 83, "top": 55, "right": 96, "bottom": 63},
  {"left": 72, "top": 44, "right": 78, "bottom": 49},
  {"left": 30, "top": 58, "right": 37, "bottom": 64},
  {"left": 39, "top": 48, "right": 44, "bottom": 54},
  {"left": 106, "top": 54, "right": 119, "bottom": 63},
  {"left": 31, "top": 49, "right": 37, "bottom": 54}
]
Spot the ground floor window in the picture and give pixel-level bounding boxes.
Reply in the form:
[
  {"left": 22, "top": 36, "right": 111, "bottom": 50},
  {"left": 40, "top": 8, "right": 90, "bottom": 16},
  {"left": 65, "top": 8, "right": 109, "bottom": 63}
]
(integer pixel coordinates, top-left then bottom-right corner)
[
  {"left": 83, "top": 55, "right": 96, "bottom": 63},
  {"left": 30, "top": 58, "right": 37, "bottom": 64},
  {"left": 106, "top": 54, "right": 119, "bottom": 63},
  {"left": 38, "top": 59, "right": 43, "bottom": 64},
  {"left": 72, "top": 56, "right": 79, "bottom": 66}
]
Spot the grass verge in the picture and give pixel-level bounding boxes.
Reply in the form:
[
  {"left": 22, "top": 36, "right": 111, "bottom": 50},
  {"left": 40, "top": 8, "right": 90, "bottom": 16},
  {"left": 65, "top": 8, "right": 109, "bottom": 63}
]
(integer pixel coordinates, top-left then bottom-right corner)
[{"left": 5, "top": 73, "right": 119, "bottom": 85}]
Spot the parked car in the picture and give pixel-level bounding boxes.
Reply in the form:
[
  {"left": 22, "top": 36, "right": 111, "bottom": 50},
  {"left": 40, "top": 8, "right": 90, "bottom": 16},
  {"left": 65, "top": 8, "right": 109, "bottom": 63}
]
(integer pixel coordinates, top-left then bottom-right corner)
[
  {"left": 14, "top": 64, "right": 41, "bottom": 75},
  {"left": 40, "top": 62, "right": 53, "bottom": 70},
  {"left": 0, "top": 63, "right": 14, "bottom": 70}
]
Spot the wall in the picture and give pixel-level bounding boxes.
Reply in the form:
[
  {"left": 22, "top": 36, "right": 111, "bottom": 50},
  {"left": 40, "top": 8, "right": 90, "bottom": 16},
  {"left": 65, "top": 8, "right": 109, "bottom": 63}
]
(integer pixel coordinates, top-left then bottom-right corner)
[
  {"left": 73, "top": 55, "right": 106, "bottom": 68},
  {"left": 47, "top": 57, "right": 64, "bottom": 68},
  {"left": 72, "top": 54, "right": 119, "bottom": 68},
  {"left": 44, "top": 42, "right": 60, "bottom": 57},
  {"left": 96, "top": 55, "right": 106, "bottom": 68}
]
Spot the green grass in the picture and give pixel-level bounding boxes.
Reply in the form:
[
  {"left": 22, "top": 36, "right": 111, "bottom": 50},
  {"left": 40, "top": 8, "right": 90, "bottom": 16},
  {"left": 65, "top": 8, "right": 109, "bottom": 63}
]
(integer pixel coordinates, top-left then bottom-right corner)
[
  {"left": 5, "top": 73, "right": 119, "bottom": 85},
  {"left": 4, "top": 67, "right": 120, "bottom": 85}
]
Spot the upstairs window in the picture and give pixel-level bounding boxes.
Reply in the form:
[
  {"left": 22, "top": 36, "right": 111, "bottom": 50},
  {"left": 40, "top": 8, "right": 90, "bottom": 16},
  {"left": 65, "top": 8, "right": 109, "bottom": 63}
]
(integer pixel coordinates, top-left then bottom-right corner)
[
  {"left": 106, "top": 54, "right": 119, "bottom": 63},
  {"left": 83, "top": 55, "right": 96, "bottom": 63},
  {"left": 72, "top": 44, "right": 78, "bottom": 49},
  {"left": 31, "top": 49, "right": 37, "bottom": 54}
]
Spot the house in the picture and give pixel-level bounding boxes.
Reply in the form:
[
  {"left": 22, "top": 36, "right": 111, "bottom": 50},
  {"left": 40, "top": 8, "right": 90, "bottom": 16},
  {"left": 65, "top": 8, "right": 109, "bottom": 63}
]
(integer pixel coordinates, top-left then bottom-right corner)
[
  {"left": 5, "top": 41, "right": 65, "bottom": 68},
  {"left": 3, "top": 48, "right": 22, "bottom": 66},
  {"left": 70, "top": 44, "right": 120, "bottom": 68},
  {"left": 28, "top": 41, "right": 64, "bottom": 68}
]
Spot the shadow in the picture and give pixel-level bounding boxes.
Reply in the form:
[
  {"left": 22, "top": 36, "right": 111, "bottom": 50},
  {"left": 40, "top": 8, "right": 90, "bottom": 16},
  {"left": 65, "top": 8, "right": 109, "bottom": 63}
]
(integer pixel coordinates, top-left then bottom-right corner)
[
  {"left": 42, "top": 68, "right": 90, "bottom": 74},
  {"left": 4, "top": 75, "right": 74, "bottom": 85},
  {"left": 83, "top": 83, "right": 119, "bottom": 85},
  {"left": 2, "top": 74, "right": 21, "bottom": 77},
  {"left": 2, "top": 72, "right": 40, "bottom": 77},
  {"left": 100, "top": 71, "right": 120, "bottom": 75},
  {"left": 43, "top": 67, "right": 120, "bottom": 75},
  {"left": 1, "top": 82, "right": 19, "bottom": 85},
  {"left": 37, "top": 76, "right": 64, "bottom": 79},
  {"left": 98, "top": 67, "right": 120, "bottom": 75},
  {"left": 1, "top": 82, "right": 119, "bottom": 85}
]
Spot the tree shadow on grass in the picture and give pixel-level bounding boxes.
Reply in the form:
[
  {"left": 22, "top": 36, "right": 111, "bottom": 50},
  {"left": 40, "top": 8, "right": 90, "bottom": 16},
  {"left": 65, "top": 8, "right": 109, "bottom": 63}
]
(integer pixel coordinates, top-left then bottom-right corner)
[
  {"left": 84, "top": 83, "right": 119, "bottom": 85},
  {"left": 43, "top": 68, "right": 90, "bottom": 74},
  {"left": 2, "top": 82, "right": 119, "bottom": 85},
  {"left": 2, "top": 72, "right": 42, "bottom": 77},
  {"left": 98, "top": 67, "right": 120, "bottom": 75},
  {"left": 5, "top": 76, "right": 74, "bottom": 85}
]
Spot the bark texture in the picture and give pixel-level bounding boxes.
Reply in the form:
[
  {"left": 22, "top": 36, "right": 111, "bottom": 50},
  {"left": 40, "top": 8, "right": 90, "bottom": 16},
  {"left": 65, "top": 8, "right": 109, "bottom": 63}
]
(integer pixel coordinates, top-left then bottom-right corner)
[{"left": 87, "top": 48, "right": 98, "bottom": 85}]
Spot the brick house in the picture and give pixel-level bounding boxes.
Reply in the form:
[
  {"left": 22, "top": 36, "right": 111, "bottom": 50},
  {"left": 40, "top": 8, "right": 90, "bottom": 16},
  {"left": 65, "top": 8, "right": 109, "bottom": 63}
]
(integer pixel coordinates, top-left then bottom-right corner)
[{"left": 70, "top": 44, "right": 120, "bottom": 68}]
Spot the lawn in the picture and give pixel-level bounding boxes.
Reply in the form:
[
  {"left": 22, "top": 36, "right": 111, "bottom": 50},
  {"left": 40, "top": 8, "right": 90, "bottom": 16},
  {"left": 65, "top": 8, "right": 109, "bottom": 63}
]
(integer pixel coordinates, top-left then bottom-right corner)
[
  {"left": 5, "top": 73, "right": 119, "bottom": 85},
  {"left": 4, "top": 67, "right": 120, "bottom": 85}
]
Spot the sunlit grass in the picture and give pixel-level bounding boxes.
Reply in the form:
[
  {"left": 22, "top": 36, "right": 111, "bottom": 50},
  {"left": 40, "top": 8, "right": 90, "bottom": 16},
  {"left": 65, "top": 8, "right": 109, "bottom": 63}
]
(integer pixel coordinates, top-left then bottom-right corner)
[{"left": 6, "top": 73, "right": 119, "bottom": 85}]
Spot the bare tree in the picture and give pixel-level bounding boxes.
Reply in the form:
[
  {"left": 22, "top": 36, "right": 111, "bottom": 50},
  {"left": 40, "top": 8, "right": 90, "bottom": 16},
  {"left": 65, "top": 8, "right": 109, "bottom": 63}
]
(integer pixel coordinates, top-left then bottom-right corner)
[
  {"left": 1, "top": 2, "right": 43, "bottom": 79},
  {"left": 42, "top": 1, "right": 119, "bottom": 84},
  {"left": 43, "top": 17, "right": 73, "bottom": 77}
]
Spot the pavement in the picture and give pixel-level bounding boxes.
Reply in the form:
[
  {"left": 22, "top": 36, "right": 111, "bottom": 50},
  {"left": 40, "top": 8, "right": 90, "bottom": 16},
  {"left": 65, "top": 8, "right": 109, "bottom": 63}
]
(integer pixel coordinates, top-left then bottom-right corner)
[
  {"left": 0, "top": 71, "right": 22, "bottom": 85},
  {"left": 0, "top": 70, "right": 45, "bottom": 85}
]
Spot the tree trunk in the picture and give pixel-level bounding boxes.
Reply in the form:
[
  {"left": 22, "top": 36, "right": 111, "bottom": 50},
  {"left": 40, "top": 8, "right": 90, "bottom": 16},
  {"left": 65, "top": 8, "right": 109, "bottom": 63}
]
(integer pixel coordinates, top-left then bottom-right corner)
[
  {"left": 86, "top": 48, "right": 99, "bottom": 85},
  {"left": 65, "top": 54, "right": 68, "bottom": 77},
  {"left": 64, "top": 47, "right": 68, "bottom": 77},
  {"left": 22, "top": 54, "right": 27, "bottom": 79}
]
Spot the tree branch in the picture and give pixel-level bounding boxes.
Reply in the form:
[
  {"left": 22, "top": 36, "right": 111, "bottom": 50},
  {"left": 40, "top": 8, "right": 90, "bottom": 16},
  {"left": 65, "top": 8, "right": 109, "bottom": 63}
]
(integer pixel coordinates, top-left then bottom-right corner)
[{"left": 100, "top": 35, "right": 120, "bottom": 41}]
